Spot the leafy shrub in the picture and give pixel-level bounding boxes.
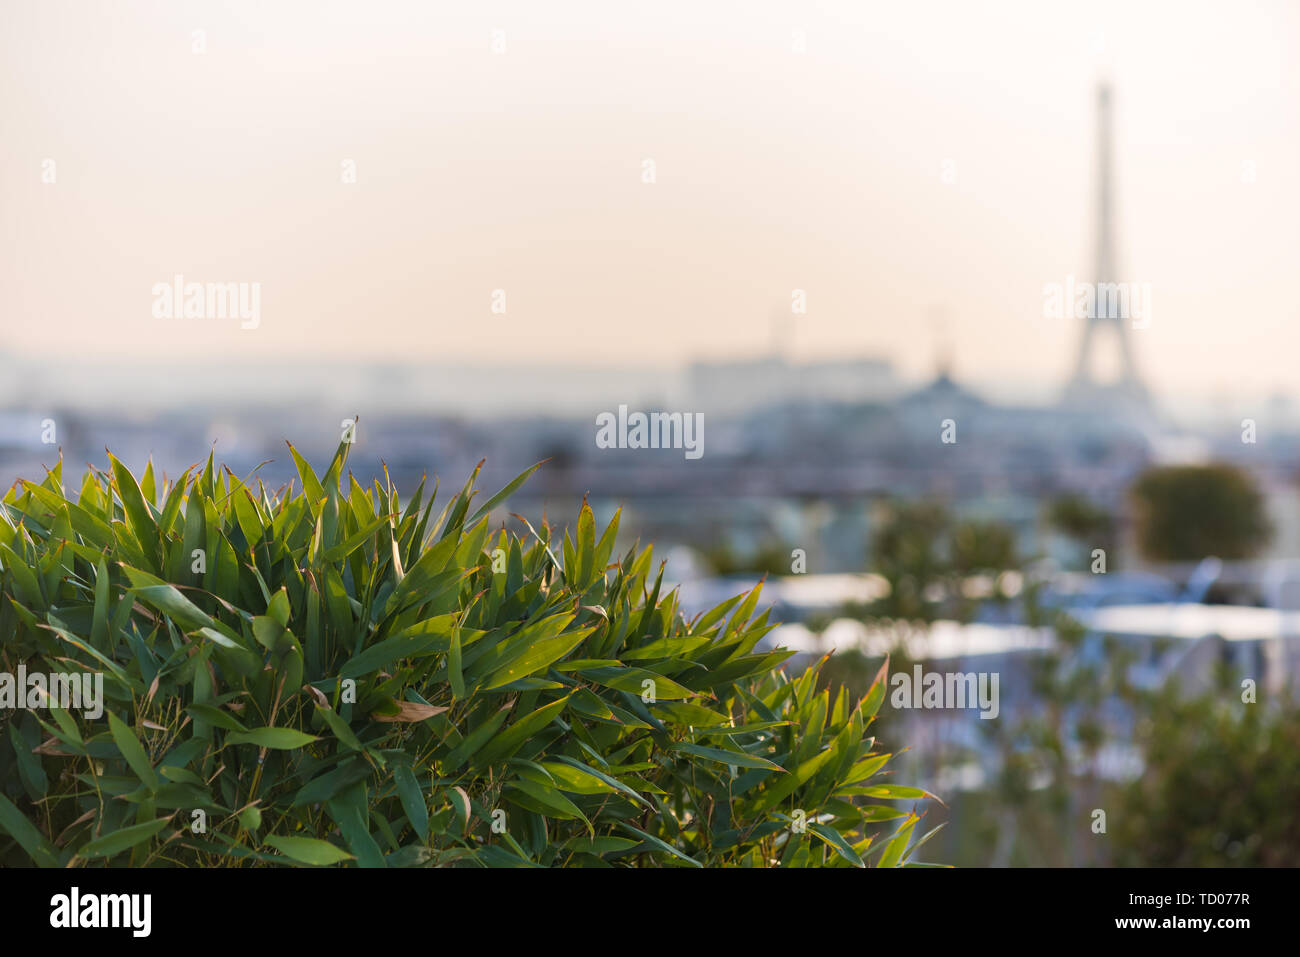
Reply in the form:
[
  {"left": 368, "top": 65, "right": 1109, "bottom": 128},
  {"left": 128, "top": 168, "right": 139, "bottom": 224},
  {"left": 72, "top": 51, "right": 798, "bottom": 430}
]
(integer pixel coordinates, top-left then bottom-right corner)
[{"left": 0, "top": 440, "right": 939, "bottom": 867}]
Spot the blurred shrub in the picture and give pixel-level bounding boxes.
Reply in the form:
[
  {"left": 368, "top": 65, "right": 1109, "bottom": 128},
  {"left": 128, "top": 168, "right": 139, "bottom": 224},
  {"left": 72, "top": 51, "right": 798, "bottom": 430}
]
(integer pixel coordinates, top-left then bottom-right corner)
[
  {"left": 700, "top": 542, "right": 794, "bottom": 577},
  {"left": 1130, "top": 464, "right": 1271, "bottom": 562},
  {"left": 1111, "top": 680, "right": 1300, "bottom": 866}
]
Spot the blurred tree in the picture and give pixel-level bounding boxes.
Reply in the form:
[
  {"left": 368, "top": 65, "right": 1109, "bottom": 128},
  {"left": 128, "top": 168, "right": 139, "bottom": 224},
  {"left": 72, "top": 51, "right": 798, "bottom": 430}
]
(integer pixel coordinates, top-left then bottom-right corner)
[
  {"left": 702, "top": 542, "right": 792, "bottom": 577},
  {"left": 950, "top": 519, "right": 1018, "bottom": 576},
  {"left": 822, "top": 560, "right": 1140, "bottom": 867},
  {"left": 869, "top": 501, "right": 951, "bottom": 622},
  {"left": 1130, "top": 464, "right": 1271, "bottom": 562},
  {"left": 866, "top": 502, "right": 1020, "bottom": 624},
  {"left": 820, "top": 487, "right": 1294, "bottom": 867},
  {"left": 1111, "top": 676, "right": 1300, "bottom": 866},
  {"left": 1046, "top": 493, "right": 1116, "bottom": 567}
]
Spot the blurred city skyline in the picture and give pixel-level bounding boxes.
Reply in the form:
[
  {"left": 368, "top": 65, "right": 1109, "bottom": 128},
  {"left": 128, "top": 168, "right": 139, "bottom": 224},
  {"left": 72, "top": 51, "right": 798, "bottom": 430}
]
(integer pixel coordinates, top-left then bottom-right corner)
[{"left": 3, "top": 0, "right": 1298, "bottom": 406}]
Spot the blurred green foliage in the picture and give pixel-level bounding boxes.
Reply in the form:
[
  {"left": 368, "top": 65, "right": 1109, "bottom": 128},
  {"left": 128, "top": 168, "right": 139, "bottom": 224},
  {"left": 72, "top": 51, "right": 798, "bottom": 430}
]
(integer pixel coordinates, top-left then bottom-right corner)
[
  {"left": 1131, "top": 463, "right": 1272, "bottom": 562},
  {"left": 1112, "top": 676, "right": 1300, "bottom": 866},
  {"left": 819, "top": 489, "right": 1297, "bottom": 867}
]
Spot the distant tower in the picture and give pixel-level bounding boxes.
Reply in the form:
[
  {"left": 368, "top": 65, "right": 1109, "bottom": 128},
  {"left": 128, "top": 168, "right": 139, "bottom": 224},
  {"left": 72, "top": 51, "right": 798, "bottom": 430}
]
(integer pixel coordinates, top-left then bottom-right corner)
[
  {"left": 1065, "top": 82, "right": 1148, "bottom": 406},
  {"left": 928, "top": 304, "right": 952, "bottom": 378}
]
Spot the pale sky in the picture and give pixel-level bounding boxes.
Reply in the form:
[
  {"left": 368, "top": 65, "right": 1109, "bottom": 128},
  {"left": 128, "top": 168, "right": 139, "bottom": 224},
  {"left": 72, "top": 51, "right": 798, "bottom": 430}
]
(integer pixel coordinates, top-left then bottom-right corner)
[{"left": 2, "top": 0, "right": 1297, "bottom": 401}]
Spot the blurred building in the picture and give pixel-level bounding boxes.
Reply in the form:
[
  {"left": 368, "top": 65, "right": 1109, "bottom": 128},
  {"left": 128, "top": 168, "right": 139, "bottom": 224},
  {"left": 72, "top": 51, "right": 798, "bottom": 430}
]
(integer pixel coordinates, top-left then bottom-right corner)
[{"left": 687, "top": 355, "right": 900, "bottom": 415}]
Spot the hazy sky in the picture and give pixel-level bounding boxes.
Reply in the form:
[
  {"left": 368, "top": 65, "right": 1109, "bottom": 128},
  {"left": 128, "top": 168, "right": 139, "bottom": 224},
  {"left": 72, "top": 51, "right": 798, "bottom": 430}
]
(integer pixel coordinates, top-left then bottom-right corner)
[{"left": 2, "top": 0, "right": 1297, "bottom": 401}]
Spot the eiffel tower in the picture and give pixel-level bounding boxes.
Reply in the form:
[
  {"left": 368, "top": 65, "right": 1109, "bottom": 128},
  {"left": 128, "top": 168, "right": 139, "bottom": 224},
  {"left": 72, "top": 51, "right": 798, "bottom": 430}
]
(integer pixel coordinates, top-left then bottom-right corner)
[{"left": 1063, "top": 82, "right": 1149, "bottom": 409}]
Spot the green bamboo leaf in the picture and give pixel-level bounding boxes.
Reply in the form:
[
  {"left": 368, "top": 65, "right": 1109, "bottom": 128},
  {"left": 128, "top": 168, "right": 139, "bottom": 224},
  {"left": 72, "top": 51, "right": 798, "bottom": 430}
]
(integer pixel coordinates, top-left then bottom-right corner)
[
  {"left": 859, "top": 805, "right": 909, "bottom": 822},
  {"left": 623, "top": 635, "right": 711, "bottom": 660},
  {"left": 544, "top": 756, "right": 652, "bottom": 809},
  {"left": 122, "top": 566, "right": 216, "bottom": 632},
  {"left": 40, "top": 618, "right": 142, "bottom": 694},
  {"left": 157, "top": 467, "right": 192, "bottom": 535},
  {"left": 575, "top": 499, "right": 595, "bottom": 586},
  {"left": 563, "top": 835, "right": 638, "bottom": 856},
  {"left": 591, "top": 508, "right": 621, "bottom": 583},
  {"left": 877, "top": 814, "right": 919, "bottom": 868},
  {"left": 48, "top": 706, "right": 83, "bottom": 749},
  {"left": 0, "top": 794, "right": 59, "bottom": 867},
  {"left": 654, "top": 700, "right": 732, "bottom": 725},
  {"left": 0, "top": 543, "right": 43, "bottom": 608},
  {"left": 321, "top": 514, "right": 389, "bottom": 563},
  {"left": 90, "top": 558, "right": 111, "bottom": 649},
  {"left": 9, "top": 723, "right": 48, "bottom": 798},
  {"left": 439, "top": 705, "right": 511, "bottom": 773},
  {"left": 326, "top": 781, "right": 386, "bottom": 868},
  {"left": 748, "top": 747, "right": 838, "bottom": 815},
  {"left": 140, "top": 458, "right": 157, "bottom": 504},
  {"left": 576, "top": 665, "right": 695, "bottom": 700},
  {"left": 670, "top": 742, "right": 786, "bottom": 772},
  {"left": 475, "top": 695, "right": 572, "bottom": 766},
  {"left": 616, "top": 822, "right": 702, "bottom": 868},
  {"left": 264, "top": 834, "right": 355, "bottom": 866},
  {"left": 108, "top": 452, "right": 159, "bottom": 570},
  {"left": 20, "top": 481, "right": 114, "bottom": 548},
  {"left": 539, "top": 761, "right": 616, "bottom": 795},
  {"left": 843, "top": 753, "right": 892, "bottom": 785},
  {"left": 905, "top": 822, "right": 948, "bottom": 863},
  {"left": 809, "top": 822, "right": 865, "bottom": 868},
  {"left": 392, "top": 765, "right": 429, "bottom": 842},
  {"left": 107, "top": 711, "right": 158, "bottom": 791},
  {"left": 287, "top": 443, "right": 326, "bottom": 514},
  {"left": 195, "top": 627, "right": 262, "bottom": 676},
  {"left": 482, "top": 627, "right": 593, "bottom": 690},
  {"left": 466, "top": 461, "right": 544, "bottom": 526},
  {"left": 79, "top": 817, "right": 171, "bottom": 859},
  {"left": 504, "top": 776, "right": 590, "bottom": 829},
  {"left": 339, "top": 614, "right": 459, "bottom": 680},
  {"left": 226, "top": 728, "right": 318, "bottom": 750},
  {"left": 861, "top": 655, "right": 890, "bottom": 719},
  {"left": 859, "top": 784, "right": 942, "bottom": 802},
  {"left": 184, "top": 703, "right": 247, "bottom": 733},
  {"left": 316, "top": 703, "right": 365, "bottom": 752},
  {"left": 448, "top": 621, "right": 465, "bottom": 698}
]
